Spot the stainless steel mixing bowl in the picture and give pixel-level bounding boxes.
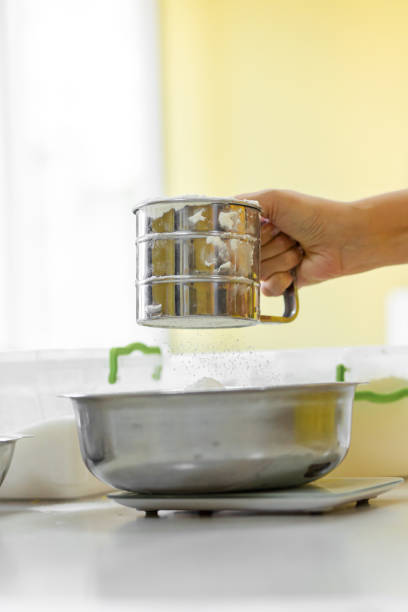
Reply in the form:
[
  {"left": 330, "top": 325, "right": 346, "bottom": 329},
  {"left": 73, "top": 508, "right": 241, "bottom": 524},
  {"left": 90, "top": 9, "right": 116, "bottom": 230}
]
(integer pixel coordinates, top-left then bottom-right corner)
[
  {"left": 66, "top": 382, "right": 356, "bottom": 494},
  {"left": 0, "top": 436, "right": 24, "bottom": 488}
]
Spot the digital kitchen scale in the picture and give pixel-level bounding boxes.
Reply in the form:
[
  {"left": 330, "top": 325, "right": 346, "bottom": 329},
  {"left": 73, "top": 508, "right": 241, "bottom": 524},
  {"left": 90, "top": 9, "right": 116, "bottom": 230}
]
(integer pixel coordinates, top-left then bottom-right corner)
[{"left": 109, "top": 476, "right": 403, "bottom": 516}]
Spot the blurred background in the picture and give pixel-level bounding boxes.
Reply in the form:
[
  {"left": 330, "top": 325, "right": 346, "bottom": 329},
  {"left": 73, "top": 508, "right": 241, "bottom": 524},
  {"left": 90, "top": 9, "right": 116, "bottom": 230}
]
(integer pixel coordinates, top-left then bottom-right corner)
[{"left": 0, "top": 0, "right": 408, "bottom": 352}]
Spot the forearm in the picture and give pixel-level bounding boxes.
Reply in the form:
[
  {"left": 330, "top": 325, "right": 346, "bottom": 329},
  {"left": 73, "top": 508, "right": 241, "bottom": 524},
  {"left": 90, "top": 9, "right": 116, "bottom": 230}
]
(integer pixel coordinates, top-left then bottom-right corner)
[
  {"left": 343, "top": 190, "right": 408, "bottom": 276},
  {"left": 245, "top": 187, "right": 408, "bottom": 294}
]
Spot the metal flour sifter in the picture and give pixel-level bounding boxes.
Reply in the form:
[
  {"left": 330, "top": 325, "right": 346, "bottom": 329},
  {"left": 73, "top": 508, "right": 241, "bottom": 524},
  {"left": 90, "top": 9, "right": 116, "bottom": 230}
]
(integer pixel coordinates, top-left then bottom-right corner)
[{"left": 133, "top": 195, "right": 299, "bottom": 328}]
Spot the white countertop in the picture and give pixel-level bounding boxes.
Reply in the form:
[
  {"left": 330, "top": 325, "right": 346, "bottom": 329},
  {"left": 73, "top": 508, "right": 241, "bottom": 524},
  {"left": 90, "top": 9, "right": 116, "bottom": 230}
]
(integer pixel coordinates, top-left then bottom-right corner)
[{"left": 1, "top": 480, "right": 408, "bottom": 611}]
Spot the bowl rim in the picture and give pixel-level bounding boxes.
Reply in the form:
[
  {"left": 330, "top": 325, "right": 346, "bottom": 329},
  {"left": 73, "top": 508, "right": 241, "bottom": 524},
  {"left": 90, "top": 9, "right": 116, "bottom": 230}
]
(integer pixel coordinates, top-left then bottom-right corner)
[
  {"left": 61, "top": 381, "right": 360, "bottom": 401},
  {"left": 0, "top": 434, "right": 30, "bottom": 444}
]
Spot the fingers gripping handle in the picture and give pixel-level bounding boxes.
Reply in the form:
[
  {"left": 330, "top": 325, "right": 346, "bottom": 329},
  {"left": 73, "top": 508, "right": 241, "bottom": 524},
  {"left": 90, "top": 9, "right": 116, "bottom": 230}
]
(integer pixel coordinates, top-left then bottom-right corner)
[{"left": 259, "top": 283, "right": 299, "bottom": 323}]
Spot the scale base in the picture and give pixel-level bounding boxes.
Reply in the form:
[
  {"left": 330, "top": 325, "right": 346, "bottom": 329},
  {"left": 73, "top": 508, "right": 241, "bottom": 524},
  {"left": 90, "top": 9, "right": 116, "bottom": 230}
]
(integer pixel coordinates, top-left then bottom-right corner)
[{"left": 108, "top": 477, "right": 403, "bottom": 516}]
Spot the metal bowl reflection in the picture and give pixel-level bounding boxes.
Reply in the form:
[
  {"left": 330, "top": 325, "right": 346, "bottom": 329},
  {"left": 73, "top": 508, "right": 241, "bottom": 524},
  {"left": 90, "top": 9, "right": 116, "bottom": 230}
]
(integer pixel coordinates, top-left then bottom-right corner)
[{"left": 0, "top": 436, "right": 25, "bottom": 488}]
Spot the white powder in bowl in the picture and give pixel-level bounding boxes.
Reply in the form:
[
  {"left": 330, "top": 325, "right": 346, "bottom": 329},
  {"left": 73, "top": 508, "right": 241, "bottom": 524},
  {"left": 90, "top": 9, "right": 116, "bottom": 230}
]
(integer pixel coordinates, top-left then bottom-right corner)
[{"left": 185, "top": 377, "right": 225, "bottom": 391}]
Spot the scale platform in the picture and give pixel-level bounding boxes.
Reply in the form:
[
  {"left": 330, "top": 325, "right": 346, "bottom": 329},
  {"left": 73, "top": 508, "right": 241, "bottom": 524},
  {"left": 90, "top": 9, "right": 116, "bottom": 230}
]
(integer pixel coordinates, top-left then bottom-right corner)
[{"left": 109, "top": 476, "right": 403, "bottom": 516}]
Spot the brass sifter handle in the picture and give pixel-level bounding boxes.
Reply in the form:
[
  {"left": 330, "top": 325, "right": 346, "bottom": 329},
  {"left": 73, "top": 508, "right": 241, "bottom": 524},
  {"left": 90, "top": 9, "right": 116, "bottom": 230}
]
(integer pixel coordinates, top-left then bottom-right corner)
[{"left": 259, "top": 282, "right": 299, "bottom": 323}]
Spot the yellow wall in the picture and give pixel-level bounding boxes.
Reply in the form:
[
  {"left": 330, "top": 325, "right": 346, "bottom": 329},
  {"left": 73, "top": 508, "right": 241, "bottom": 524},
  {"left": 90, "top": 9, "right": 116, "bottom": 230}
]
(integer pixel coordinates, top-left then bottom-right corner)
[{"left": 159, "top": 0, "right": 408, "bottom": 352}]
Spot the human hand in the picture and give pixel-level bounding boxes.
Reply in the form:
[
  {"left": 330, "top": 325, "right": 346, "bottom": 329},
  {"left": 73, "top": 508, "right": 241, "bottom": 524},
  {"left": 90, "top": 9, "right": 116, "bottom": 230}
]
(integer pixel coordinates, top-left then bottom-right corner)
[{"left": 237, "top": 189, "right": 358, "bottom": 296}]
